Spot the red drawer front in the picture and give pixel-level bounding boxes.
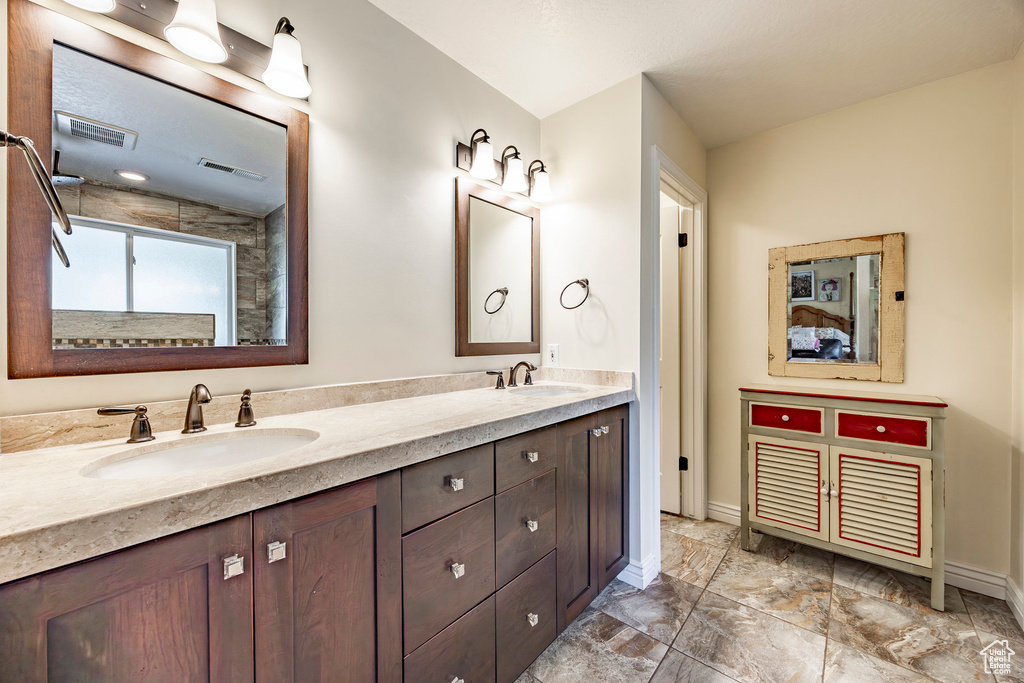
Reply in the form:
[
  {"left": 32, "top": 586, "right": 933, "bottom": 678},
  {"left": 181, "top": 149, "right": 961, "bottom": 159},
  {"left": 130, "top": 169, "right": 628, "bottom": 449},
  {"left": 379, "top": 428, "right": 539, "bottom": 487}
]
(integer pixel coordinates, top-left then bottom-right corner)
[
  {"left": 837, "top": 412, "right": 929, "bottom": 448},
  {"left": 750, "top": 404, "right": 822, "bottom": 434}
]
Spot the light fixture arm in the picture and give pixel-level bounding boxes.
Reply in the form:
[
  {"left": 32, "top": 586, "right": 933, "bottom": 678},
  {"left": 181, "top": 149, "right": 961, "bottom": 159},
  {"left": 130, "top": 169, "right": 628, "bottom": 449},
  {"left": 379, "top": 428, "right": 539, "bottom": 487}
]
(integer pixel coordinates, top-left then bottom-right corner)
[
  {"left": 471, "top": 128, "right": 490, "bottom": 145},
  {"left": 528, "top": 159, "right": 546, "bottom": 175},
  {"left": 501, "top": 145, "right": 521, "bottom": 162},
  {"left": 2, "top": 131, "right": 72, "bottom": 267},
  {"left": 274, "top": 17, "right": 296, "bottom": 36}
]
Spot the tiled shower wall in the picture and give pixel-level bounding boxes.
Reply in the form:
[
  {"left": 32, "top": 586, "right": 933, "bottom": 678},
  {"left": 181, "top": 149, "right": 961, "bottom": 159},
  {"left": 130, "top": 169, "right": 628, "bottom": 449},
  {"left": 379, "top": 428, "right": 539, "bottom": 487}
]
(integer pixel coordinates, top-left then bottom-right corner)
[{"left": 56, "top": 182, "right": 286, "bottom": 343}]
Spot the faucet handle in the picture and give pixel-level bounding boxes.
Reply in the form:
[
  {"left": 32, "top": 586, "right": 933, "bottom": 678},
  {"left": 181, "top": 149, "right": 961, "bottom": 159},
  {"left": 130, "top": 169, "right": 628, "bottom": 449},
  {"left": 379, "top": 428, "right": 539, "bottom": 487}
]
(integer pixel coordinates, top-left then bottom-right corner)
[
  {"left": 486, "top": 370, "right": 505, "bottom": 390},
  {"left": 235, "top": 389, "right": 256, "bottom": 428},
  {"left": 98, "top": 405, "right": 155, "bottom": 444}
]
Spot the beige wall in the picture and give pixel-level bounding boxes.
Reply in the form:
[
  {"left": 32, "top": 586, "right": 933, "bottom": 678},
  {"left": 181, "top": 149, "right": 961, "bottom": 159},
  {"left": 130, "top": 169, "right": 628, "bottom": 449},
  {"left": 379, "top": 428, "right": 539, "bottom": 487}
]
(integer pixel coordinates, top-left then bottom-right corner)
[
  {"left": 707, "top": 62, "right": 1014, "bottom": 574},
  {"left": 0, "top": 0, "right": 541, "bottom": 416},
  {"left": 1011, "top": 47, "right": 1024, "bottom": 596}
]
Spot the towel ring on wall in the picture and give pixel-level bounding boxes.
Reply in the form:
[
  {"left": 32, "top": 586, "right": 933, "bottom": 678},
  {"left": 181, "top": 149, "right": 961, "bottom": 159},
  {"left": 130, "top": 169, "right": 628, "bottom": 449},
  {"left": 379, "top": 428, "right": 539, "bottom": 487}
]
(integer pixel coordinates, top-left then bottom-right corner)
[
  {"left": 484, "top": 287, "right": 508, "bottom": 314},
  {"left": 560, "top": 278, "right": 590, "bottom": 310}
]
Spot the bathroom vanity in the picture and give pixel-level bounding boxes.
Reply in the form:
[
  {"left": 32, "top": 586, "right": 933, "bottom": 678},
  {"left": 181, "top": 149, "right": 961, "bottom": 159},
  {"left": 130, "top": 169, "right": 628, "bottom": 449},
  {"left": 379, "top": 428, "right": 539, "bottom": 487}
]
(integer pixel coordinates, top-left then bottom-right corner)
[{"left": 0, "top": 378, "right": 630, "bottom": 683}]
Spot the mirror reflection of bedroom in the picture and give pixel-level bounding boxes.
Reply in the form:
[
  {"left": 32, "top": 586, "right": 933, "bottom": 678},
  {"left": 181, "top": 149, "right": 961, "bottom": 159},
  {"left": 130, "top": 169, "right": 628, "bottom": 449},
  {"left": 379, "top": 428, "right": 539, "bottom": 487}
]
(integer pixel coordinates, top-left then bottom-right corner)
[{"left": 787, "top": 254, "right": 879, "bottom": 363}]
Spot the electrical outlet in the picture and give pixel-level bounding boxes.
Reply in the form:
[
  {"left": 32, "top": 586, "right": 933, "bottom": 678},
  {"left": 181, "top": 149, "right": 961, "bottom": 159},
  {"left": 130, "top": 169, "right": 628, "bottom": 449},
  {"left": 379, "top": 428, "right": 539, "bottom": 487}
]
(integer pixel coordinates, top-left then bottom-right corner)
[{"left": 547, "top": 344, "right": 560, "bottom": 367}]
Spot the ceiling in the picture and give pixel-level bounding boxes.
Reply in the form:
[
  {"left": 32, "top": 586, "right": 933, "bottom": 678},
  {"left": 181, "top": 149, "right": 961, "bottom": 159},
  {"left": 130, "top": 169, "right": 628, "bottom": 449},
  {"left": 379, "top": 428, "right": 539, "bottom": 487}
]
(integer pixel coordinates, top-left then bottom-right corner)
[
  {"left": 53, "top": 44, "right": 287, "bottom": 217},
  {"left": 364, "top": 0, "right": 1024, "bottom": 147}
]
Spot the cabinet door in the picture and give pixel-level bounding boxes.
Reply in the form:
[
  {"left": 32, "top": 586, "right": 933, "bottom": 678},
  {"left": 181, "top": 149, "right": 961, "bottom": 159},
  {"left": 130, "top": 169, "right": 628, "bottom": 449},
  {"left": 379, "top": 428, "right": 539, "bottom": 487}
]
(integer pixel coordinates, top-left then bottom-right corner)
[
  {"left": 253, "top": 472, "right": 402, "bottom": 683},
  {"left": 0, "top": 516, "right": 254, "bottom": 683},
  {"left": 596, "top": 406, "right": 629, "bottom": 591},
  {"left": 828, "top": 446, "right": 932, "bottom": 568},
  {"left": 556, "top": 412, "right": 600, "bottom": 632},
  {"left": 747, "top": 434, "right": 829, "bottom": 542}
]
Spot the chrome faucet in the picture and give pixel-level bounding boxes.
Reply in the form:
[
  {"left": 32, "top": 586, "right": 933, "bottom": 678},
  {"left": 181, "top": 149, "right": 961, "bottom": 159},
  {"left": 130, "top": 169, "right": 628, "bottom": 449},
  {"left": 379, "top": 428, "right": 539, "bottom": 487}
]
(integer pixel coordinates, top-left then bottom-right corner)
[
  {"left": 508, "top": 361, "right": 536, "bottom": 388},
  {"left": 182, "top": 383, "right": 213, "bottom": 434}
]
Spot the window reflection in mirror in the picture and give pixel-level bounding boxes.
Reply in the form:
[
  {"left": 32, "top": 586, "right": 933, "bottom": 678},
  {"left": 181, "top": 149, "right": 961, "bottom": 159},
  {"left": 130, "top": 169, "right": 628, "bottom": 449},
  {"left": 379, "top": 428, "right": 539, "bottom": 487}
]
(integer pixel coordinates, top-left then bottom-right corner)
[
  {"left": 50, "top": 44, "right": 287, "bottom": 349},
  {"left": 787, "top": 254, "right": 880, "bottom": 364},
  {"left": 468, "top": 197, "right": 533, "bottom": 344}
]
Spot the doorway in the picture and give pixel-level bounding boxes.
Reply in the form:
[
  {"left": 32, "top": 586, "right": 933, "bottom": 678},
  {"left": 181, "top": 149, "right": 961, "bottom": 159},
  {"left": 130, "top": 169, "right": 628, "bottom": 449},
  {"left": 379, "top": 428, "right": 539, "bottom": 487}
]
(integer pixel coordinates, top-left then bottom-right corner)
[{"left": 659, "top": 186, "right": 692, "bottom": 515}]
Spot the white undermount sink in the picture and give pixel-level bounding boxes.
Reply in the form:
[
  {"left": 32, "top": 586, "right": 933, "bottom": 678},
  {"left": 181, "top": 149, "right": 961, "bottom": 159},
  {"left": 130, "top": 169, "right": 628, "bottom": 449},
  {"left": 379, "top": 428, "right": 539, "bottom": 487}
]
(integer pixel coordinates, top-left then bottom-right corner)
[
  {"left": 511, "top": 385, "right": 587, "bottom": 397},
  {"left": 83, "top": 429, "right": 319, "bottom": 480}
]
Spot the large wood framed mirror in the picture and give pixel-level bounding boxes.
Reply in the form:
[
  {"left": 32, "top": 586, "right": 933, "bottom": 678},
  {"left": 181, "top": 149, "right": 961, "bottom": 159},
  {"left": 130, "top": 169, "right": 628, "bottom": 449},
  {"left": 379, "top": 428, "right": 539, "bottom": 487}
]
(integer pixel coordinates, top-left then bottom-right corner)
[
  {"left": 455, "top": 178, "right": 540, "bottom": 356},
  {"left": 7, "top": 0, "right": 308, "bottom": 378},
  {"left": 768, "top": 233, "right": 905, "bottom": 382}
]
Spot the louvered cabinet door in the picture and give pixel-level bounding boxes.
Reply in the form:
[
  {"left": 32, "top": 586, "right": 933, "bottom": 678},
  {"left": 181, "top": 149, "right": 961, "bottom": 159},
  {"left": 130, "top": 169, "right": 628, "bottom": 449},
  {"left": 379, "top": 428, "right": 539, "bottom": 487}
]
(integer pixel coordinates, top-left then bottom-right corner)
[
  {"left": 747, "top": 435, "right": 828, "bottom": 542},
  {"left": 828, "top": 446, "right": 933, "bottom": 568}
]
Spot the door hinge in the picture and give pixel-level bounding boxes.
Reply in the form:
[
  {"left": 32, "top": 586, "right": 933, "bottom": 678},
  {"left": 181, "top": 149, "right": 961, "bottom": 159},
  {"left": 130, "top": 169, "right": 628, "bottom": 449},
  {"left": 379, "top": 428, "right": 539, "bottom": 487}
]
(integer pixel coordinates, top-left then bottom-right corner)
[
  {"left": 679, "top": 456, "right": 688, "bottom": 471},
  {"left": 678, "top": 233, "right": 688, "bottom": 248}
]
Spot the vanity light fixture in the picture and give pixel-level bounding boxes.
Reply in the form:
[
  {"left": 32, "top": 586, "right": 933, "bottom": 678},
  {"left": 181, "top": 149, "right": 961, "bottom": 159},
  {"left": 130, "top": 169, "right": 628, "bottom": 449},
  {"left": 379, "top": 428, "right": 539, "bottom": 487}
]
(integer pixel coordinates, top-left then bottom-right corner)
[
  {"left": 528, "top": 160, "right": 552, "bottom": 202},
  {"left": 116, "top": 170, "right": 149, "bottom": 182},
  {"left": 62, "top": 0, "right": 116, "bottom": 12},
  {"left": 164, "top": 0, "right": 229, "bottom": 64},
  {"left": 501, "top": 145, "right": 528, "bottom": 193},
  {"left": 469, "top": 129, "right": 497, "bottom": 180},
  {"left": 262, "top": 18, "right": 312, "bottom": 99}
]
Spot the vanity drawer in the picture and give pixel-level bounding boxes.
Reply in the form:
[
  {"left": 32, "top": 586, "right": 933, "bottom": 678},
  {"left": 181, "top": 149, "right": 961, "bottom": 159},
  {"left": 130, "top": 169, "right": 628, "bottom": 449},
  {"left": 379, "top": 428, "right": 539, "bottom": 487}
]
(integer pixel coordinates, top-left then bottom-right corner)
[
  {"left": 496, "top": 425, "right": 557, "bottom": 492},
  {"left": 495, "top": 551, "right": 557, "bottom": 683},
  {"left": 402, "top": 497, "right": 496, "bottom": 654},
  {"left": 836, "top": 410, "right": 931, "bottom": 449},
  {"left": 404, "top": 596, "right": 496, "bottom": 683},
  {"left": 495, "top": 470, "right": 556, "bottom": 588},
  {"left": 749, "top": 402, "right": 824, "bottom": 435},
  {"left": 402, "top": 443, "right": 494, "bottom": 532}
]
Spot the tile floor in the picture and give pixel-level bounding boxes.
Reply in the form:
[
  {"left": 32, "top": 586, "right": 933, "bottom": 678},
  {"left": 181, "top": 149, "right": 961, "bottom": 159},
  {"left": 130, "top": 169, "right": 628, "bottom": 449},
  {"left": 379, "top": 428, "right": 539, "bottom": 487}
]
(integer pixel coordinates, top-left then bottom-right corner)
[{"left": 515, "top": 515, "right": 1024, "bottom": 683}]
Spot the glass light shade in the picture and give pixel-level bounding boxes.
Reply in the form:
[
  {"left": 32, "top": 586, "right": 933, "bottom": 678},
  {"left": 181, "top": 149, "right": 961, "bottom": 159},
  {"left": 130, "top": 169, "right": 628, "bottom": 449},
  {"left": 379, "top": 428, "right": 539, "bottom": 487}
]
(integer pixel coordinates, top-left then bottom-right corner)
[
  {"left": 469, "top": 140, "right": 497, "bottom": 180},
  {"left": 164, "top": 0, "right": 228, "bottom": 64},
  {"left": 502, "top": 156, "right": 527, "bottom": 193},
  {"left": 530, "top": 169, "right": 552, "bottom": 202},
  {"left": 262, "top": 31, "right": 312, "bottom": 99},
  {"left": 63, "top": 0, "right": 117, "bottom": 12}
]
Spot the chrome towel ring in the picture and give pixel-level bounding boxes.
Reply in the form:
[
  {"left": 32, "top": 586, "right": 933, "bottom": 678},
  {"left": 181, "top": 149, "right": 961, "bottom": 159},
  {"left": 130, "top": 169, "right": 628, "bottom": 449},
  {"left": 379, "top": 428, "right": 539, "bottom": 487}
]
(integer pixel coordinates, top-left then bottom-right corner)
[
  {"left": 484, "top": 287, "right": 508, "bottom": 314},
  {"left": 560, "top": 278, "right": 589, "bottom": 310}
]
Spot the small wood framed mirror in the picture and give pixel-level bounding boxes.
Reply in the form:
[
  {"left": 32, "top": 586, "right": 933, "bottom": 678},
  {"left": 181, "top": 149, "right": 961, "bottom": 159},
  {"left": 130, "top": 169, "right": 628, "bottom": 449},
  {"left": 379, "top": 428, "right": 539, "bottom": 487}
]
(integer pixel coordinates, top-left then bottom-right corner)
[
  {"left": 455, "top": 178, "right": 540, "bottom": 356},
  {"left": 7, "top": 0, "right": 308, "bottom": 378},
  {"left": 768, "top": 233, "right": 905, "bottom": 382}
]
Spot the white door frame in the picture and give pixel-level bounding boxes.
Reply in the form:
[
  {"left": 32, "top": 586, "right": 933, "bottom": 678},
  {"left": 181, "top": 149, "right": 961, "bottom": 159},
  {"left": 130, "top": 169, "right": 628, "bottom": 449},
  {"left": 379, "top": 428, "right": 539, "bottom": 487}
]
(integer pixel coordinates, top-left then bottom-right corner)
[{"left": 650, "top": 146, "right": 708, "bottom": 520}]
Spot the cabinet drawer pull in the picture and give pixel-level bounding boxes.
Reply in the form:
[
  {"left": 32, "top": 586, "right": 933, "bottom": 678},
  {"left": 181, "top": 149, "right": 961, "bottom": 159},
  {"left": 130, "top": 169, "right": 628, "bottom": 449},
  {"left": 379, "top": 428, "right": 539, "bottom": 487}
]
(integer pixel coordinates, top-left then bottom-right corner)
[
  {"left": 450, "top": 562, "right": 466, "bottom": 579},
  {"left": 525, "top": 519, "right": 539, "bottom": 533},
  {"left": 781, "top": 414, "right": 790, "bottom": 422},
  {"left": 525, "top": 451, "right": 540, "bottom": 463},
  {"left": 589, "top": 426, "right": 610, "bottom": 437},
  {"left": 446, "top": 476, "right": 465, "bottom": 492},
  {"left": 830, "top": 481, "right": 838, "bottom": 500},
  {"left": 876, "top": 425, "right": 886, "bottom": 433},
  {"left": 527, "top": 612, "right": 539, "bottom": 627},
  {"left": 451, "top": 678, "right": 465, "bottom": 683},
  {"left": 267, "top": 541, "right": 287, "bottom": 563},
  {"left": 223, "top": 554, "right": 245, "bottom": 580},
  {"left": 819, "top": 482, "right": 828, "bottom": 499}
]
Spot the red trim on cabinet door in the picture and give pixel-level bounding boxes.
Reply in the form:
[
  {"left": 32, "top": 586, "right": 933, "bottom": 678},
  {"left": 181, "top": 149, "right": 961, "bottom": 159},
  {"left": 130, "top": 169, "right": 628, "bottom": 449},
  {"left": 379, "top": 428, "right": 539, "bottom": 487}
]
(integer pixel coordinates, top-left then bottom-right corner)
[
  {"left": 753, "top": 441, "right": 821, "bottom": 533},
  {"left": 836, "top": 453, "right": 921, "bottom": 558},
  {"left": 739, "top": 387, "right": 947, "bottom": 408}
]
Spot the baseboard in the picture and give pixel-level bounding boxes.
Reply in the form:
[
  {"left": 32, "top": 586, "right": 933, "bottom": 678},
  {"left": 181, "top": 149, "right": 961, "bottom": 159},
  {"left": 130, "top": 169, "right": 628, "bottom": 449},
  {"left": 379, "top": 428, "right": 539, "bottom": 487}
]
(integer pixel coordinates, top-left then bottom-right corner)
[
  {"left": 707, "top": 501, "right": 741, "bottom": 526},
  {"left": 944, "top": 560, "right": 1008, "bottom": 600},
  {"left": 618, "top": 552, "right": 659, "bottom": 590},
  {"left": 1006, "top": 577, "right": 1024, "bottom": 630}
]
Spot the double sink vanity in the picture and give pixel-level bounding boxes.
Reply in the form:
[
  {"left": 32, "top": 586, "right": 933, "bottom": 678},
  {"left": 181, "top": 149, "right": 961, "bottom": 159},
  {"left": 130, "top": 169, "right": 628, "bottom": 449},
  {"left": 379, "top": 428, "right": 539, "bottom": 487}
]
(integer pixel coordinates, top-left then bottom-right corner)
[{"left": 0, "top": 370, "right": 633, "bottom": 682}]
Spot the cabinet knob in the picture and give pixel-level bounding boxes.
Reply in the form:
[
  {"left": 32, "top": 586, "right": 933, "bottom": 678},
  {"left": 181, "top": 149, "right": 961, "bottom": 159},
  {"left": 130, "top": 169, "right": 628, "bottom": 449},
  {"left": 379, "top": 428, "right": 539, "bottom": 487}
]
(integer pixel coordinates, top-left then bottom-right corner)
[
  {"left": 819, "top": 484, "right": 828, "bottom": 498},
  {"left": 527, "top": 612, "right": 539, "bottom": 627},
  {"left": 525, "top": 451, "right": 540, "bottom": 463},
  {"left": 447, "top": 476, "right": 465, "bottom": 492},
  {"left": 781, "top": 415, "right": 790, "bottom": 422},
  {"left": 876, "top": 425, "right": 886, "bottom": 433},
  {"left": 525, "top": 519, "right": 539, "bottom": 533},
  {"left": 267, "top": 541, "right": 287, "bottom": 563},
  {"left": 450, "top": 562, "right": 466, "bottom": 579},
  {"left": 589, "top": 426, "right": 610, "bottom": 437},
  {"left": 451, "top": 678, "right": 465, "bottom": 683},
  {"left": 830, "top": 481, "right": 838, "bottom": 499},
  {"left": 223, "top": 554, "right": 245, "bottom": 580}
]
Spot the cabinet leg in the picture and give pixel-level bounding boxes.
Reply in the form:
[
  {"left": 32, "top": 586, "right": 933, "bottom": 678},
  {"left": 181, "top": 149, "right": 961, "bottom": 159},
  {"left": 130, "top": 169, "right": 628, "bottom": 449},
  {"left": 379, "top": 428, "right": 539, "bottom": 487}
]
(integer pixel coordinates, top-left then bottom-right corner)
[
  {"left": 930, "top": 567, "right": 945, "bottom": 611},
  {"left": 739, "top": 523, "right": 751, "bottom": 551}
]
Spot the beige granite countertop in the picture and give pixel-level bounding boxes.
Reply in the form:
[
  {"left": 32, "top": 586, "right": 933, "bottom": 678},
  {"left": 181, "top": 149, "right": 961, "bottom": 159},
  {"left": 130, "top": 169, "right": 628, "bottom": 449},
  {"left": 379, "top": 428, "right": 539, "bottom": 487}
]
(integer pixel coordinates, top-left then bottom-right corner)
[{"left": 0, "top": 380, "right": 632, "bottom": 584}]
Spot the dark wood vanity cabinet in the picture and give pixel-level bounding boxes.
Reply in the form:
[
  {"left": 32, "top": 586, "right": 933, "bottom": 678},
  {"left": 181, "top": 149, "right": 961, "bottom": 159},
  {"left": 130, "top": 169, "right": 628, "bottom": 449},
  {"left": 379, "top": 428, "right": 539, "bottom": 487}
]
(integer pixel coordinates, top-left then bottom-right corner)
[
  {"left": 0, "top": 404, "right": 630, "bottom": 683},
  {"left": 0, "top": 515, "right": 255, "bottom": 682}
]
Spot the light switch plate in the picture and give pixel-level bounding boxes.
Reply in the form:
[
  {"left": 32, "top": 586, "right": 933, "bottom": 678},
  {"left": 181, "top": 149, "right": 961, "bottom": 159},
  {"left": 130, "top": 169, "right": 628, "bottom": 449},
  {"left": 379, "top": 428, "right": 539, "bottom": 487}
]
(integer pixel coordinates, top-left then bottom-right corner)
[{"left": 547, "top": 344, "right": 559, "bottom": 366}]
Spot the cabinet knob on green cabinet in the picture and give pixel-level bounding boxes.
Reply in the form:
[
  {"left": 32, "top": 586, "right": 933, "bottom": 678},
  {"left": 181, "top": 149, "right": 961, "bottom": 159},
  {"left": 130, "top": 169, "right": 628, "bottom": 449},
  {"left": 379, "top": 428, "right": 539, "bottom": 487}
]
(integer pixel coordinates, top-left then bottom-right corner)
[
  {"left": 446, "top": 476, "right": 465, "bottom": 492},
  {"left": 223, "top": 554, "right": 244, "bottom": 580},
  {"left": 525, "top": 451, "right": 540, "bottom": 463},
  {"left": 267, "top": 541, "right": 287, "bottom": 563},
  {"left": 525, "top": 519, "right": 539, "bottom": 533},
  {"left": 450, "top": 562, "right": 466, "bottom": 579},
  {"left": 527, "top": 613, "right": 539, "bottom": 628}
]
